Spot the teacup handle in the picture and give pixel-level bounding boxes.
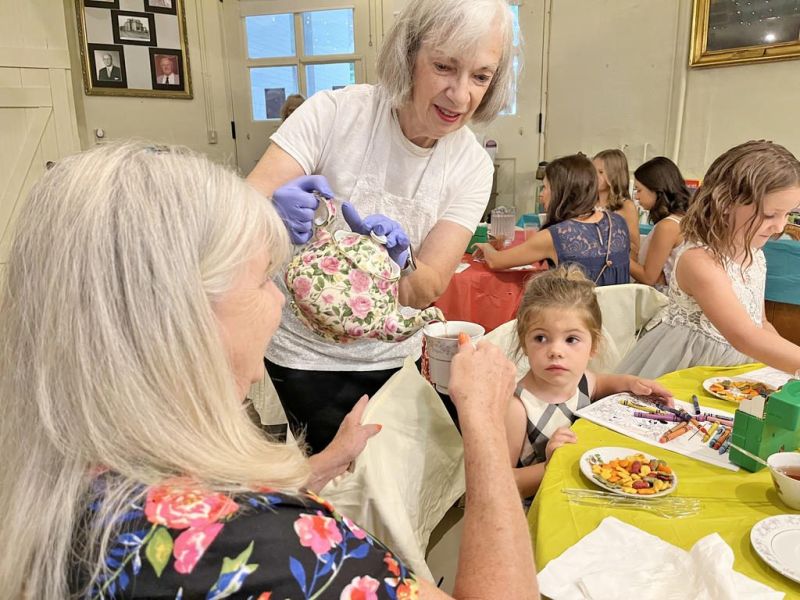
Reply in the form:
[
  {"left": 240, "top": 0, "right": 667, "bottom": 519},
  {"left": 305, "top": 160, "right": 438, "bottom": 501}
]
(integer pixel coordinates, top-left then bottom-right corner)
[{"left": 311, "top": 192, "right": 338, "bottom": 239}]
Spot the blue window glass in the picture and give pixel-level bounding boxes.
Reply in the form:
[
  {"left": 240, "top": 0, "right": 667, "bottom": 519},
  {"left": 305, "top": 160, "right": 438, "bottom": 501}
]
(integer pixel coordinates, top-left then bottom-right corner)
[
  {"left": 250, "top": 66, "right": 298, "bottom": 120},
  {"left": 500, "top": 6, "right": 520, "bottom": 116},
  {"left": 305, "top": 62, "right": 355, "bottom": 96},
  {"left": 246, "top": 14, "right": 295, "bottom": 58},
  {"left": 303, "top": 9, "right": 354, "bottom": 56}
]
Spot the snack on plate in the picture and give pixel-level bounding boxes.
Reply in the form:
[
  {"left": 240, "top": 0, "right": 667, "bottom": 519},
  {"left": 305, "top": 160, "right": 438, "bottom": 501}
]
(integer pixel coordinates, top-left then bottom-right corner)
[
  {"left": 709, "top": 379, "right": 776, "bottom": 403},
  {"left": 589, "top": 453, "right": 675, "bottom": 495}
]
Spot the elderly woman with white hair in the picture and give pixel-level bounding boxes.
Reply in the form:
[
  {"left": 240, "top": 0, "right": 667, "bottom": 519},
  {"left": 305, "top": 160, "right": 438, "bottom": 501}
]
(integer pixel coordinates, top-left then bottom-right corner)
[
  {"left": 0, "top": 142, "right": 538, "bottom": 599},
  {"left": 249, "top": 0, "right": 518, "bottom": 452}
]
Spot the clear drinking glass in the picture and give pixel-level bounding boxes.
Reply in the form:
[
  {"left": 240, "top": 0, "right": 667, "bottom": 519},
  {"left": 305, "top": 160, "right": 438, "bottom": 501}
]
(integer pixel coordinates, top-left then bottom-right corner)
[{"left": 490, "top": 207, "right": 516, "bottom": 247}]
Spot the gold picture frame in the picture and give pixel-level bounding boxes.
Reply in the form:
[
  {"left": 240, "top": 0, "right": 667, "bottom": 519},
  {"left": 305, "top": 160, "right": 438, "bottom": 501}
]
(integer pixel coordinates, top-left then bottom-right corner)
[
  {"left": 691, "top": 0, "right": 800, "bottom": 68},
  {"left": 75, "top": 0, "right": 192, "bottom": 98}
]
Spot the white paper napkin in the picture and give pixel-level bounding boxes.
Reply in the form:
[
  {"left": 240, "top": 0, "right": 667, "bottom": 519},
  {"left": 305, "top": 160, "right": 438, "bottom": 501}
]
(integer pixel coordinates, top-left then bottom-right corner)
[{"left": 538, "top": 517, "right": 783, "bottom": 600}]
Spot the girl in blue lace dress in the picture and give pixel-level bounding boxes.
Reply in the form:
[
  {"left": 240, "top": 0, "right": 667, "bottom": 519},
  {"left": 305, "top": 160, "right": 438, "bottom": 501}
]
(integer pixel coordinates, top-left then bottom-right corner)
[
  {"left": 619, "top": 140, "right": 800, "bottom": 378},
  {"left": 475, "top": 154, "right": 630, "bottom": 285}
]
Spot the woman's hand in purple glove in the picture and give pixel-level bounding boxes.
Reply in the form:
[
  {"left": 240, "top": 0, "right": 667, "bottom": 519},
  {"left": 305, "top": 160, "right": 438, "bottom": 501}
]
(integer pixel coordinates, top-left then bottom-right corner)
[
  {"left": 341, "top": 202, "right": 410, "bottom": 267},
  {"left": 272, "top": 175, "right": 333, "bottom": 244}
]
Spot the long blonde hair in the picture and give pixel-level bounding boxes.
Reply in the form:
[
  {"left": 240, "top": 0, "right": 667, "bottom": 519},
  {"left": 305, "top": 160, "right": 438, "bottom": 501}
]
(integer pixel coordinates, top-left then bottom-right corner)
[
  {"left": 0, "top": 141, "right": 310, "bottom": 598},
  {"left": 682, "top": 140, "right": 800, "bottom": 267},
  {"left": 594, "top": 149, "right": 631, "bottom": 211}
]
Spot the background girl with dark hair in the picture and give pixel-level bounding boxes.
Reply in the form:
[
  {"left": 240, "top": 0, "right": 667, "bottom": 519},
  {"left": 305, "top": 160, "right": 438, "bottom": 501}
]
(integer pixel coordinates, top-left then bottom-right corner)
[
  {"left": 475, "top": 154, "right": 630, "bottom": 285},
  {"left": 630, "top": 156, "right": 692, "bottom": 291}
]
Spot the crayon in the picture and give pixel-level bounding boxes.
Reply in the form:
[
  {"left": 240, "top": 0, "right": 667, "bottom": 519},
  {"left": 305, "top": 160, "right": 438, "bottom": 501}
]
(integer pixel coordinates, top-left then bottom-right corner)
[
  {"left": 706, "top": 416, "right": 734, "bottom": 426},
  {"left": 633, "top": 412, "right": 684, "bottom": 422},
  {"left": 719, "top": 437, "right": 732, "bottom": 454},
  {"left": 659, "top": 425, "right": 688, "bottom": 443},
  {"left": 620, "top": 399, "right": 660, "bottom": 413},
  {"left": 688, "top": 417, "right": 709, "bottom": 436},
  {"left": 702, "top": 421, "right": 719, "bottom": 443},
  {"left": 692, "top": 394, "right": 701, "bottom": 416},
  {"left": 713, "top": 427, "right": 731, "bottom": 450},
  {"left": 708, "top": 426, "right": 725, "bottom": 447}
]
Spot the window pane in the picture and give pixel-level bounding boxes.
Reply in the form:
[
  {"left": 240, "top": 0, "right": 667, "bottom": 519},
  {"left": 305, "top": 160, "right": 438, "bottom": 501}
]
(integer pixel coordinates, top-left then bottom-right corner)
[
  {"left": 305, "top": 62, "right": 356, "bottom": 96},
  {"left": 303, "top": 9, "right": 354, "bottom": 56},
  {"left": 510, "top": 5, "right": 520, "bottom": 47},
  {"left": 246, "top": 14, "right": 295, "bottom": 58},
  {"left": 250, "top": 66, "right": 298, "bottom": 120}
]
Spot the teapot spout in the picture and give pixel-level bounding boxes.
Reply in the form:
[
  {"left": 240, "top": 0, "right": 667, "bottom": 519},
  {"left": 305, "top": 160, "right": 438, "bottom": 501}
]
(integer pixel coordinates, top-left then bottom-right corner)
[{"left": 386, "top": 306, "right": 444, "bottom": 341}]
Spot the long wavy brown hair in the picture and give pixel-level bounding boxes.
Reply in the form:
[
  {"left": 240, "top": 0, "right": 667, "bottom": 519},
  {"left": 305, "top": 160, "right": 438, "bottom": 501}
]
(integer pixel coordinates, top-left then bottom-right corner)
[
  {"left": 634, "top": 156, "right": 691, "bottom": 224},
  {"left": 682, "top": 140, "right": 800, "bottom": 268},
  {"left": 594, "top": 149, "right": 631, "bottom": 211}
]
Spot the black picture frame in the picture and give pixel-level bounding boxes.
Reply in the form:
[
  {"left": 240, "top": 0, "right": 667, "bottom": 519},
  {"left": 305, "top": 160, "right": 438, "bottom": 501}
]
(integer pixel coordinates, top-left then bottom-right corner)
[
  {"left": 150, "top": 48, "right": 184, "bottom": 90},
  {"left": 83, "top": 0, "right": 119, "bottom": 8},
  {"left": 88, "top": 43, "right": 127, "bottom": 89},
  {"left": 111, "top": 10, "right": 157, "bottom": 47},
  {"left": 144, "top": 0, "right": 177, "bottom": 16}
]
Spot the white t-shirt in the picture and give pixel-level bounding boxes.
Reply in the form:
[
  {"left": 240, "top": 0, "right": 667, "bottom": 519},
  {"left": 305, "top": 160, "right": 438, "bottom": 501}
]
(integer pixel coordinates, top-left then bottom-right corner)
[{"left": 266, "top": 84, "right": 493, "bottom": 371}]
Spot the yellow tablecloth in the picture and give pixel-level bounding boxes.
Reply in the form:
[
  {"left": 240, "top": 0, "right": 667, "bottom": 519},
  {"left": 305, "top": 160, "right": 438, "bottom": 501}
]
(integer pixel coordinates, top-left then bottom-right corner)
[{"left": 528, "top": 363, "right": 800, "bottom": 596}]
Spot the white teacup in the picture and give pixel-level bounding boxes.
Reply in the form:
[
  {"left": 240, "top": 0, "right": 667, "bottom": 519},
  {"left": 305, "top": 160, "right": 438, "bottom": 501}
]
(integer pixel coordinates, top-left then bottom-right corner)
[
  {"left": 767, "top": 452, "right": 800, "bottom": 510},
  {"left": 422, "top": 321, "right": 485, "bottom": 394}
]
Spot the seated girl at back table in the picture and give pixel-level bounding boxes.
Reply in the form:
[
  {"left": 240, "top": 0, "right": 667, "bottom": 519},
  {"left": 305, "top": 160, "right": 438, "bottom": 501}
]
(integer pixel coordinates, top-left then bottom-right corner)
[
  {"left": 619, "top": 140, "right": 800, "bottom": 379},
  {"left": 630, "top": 156, "right": 692, "bottom": 293},
  {"left": 475, "top": 154, "right": 631, "bottom": 285},
  {"left": 504, "top": 266, "right": 672, "bottom": 501},
  {"left": 594, "top": 149, "right": 640, "bottom": 260}
]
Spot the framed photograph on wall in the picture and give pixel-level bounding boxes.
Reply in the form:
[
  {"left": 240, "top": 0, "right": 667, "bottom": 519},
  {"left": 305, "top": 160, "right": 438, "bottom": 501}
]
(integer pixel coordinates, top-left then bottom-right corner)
[
  {"left": 111, "top": 10, "right": 156, "bottom": 47},
  {"left": 691, "top": 0, "right": 800, "bottom": 67},
  {"left": 144, "top": 0, "right": 177, "bottom": 16},
  {"left": 88, "top": 43, "right": 127, "bottom": 88},
  {"left": 76, "top": 0, "right": 192, "bottom": 98}
]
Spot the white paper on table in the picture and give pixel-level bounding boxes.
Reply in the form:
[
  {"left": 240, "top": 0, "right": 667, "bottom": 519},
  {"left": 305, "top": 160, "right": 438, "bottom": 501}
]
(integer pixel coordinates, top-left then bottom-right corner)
[
  {"left": 538, "top": 517, "right": 783, "bottom": 600},
  {"left": 734, "top": 366, "right": 793, "bottom": 390},
  {"left": 454, "top": 262, "right": 471, "bottom": 274},
  {"left": 576, "top": 393, "right": 738, "bottom": 471}
]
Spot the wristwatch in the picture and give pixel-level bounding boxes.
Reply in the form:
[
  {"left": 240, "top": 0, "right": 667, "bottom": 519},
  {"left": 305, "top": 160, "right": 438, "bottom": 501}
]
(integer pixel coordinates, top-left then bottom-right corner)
[{"left": 400, "top": 246, "right": 417, "bottom": 276}]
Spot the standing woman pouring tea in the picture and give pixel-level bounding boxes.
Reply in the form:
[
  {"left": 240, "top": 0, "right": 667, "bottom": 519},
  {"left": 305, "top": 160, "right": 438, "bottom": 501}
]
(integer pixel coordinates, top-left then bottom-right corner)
[{"left": 248, "top": 0, "right": 518, "bottom": 452}]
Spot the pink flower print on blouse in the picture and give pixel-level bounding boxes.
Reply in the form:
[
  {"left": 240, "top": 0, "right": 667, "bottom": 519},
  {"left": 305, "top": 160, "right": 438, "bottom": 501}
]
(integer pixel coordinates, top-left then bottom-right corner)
[
  {"left": 375, "top": 276, "right": 393, "bottom": 294},
  {"left": 302, "top": 253, "right": 315, "bottom": 265},
  {"left": 145, "top": 484, "right": 239, "bottom": 529},
  {"left": 340, "top": 575, "right": 380, "bottom": 600},
  {"left": 321, "top": 292, "right": 335, "bottom": 306},
  {"left": 320, "top": 256, "right": 341, "bottom": 275},
  {"left": 292, "top": 276, "right": 313, "bottom": 301},
  {"left": 173, "top": 522, "right": 224, "bottom": 574},
  {"left": 293, "top": 512, "right": 343, "bottom": 557},
  {"left": 348, "top": 269, "right": 371, "bottom": 294},
  {"left": 347, "top": 296, "right": 373, "bottom": 319},
  {"left": 342, "top": 516, "right": 367, "bottom": 540}
]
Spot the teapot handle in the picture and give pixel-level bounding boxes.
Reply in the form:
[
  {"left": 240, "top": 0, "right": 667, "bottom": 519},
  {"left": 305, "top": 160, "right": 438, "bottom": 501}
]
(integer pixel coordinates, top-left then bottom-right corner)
[{"left": 311, "top": 192, "right": 337, "bottom": 239}]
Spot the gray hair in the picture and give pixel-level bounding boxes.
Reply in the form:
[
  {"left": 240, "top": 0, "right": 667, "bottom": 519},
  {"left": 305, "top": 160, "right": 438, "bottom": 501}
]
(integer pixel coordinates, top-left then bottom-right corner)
[
  {"left": 377, "top": 0, "right": 518, "bottom": 123},
  {"left": 0, "top": 141, "right": 309, "bottom": 597}
]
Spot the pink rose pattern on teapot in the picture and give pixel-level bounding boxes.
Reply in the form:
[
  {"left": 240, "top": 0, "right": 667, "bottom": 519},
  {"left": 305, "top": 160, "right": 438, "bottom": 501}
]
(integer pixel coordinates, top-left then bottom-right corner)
[{"left": 285, "top": 198, "right": 443, "bottom": 343}]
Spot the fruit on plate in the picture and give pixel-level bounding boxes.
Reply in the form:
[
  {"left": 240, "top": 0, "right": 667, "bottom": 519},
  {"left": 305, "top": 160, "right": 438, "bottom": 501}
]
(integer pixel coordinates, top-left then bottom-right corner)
[{"left": 709, "top": 379, "right": 776, "bottom": 403}]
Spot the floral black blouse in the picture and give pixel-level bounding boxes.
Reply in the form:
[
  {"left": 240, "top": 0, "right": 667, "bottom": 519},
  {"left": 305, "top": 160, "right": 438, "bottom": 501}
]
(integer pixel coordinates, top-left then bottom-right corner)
[{"left": 72, "top": 480, "right": 419, "bottom": 599}]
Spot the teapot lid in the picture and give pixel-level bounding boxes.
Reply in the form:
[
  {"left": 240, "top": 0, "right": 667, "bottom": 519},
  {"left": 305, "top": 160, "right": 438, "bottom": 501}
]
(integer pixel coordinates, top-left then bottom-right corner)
[{"left": 333, "top": 230, "right": 400, "bottom": 281}]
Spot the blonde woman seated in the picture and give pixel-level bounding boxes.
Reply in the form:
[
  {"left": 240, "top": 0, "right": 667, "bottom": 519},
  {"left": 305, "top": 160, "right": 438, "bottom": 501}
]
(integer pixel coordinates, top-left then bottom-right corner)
[
  {"left": 594, "top": 149, "right": 640, "bottom": 259},
  {"left": 630, "top": 156, "right": 691, "bottom": 293},
  {"left": 0, "top": 142, "right": 538, "bottom": 599},
  {"left": 475, "top": 154, "right": 630, "bottom": 286}
]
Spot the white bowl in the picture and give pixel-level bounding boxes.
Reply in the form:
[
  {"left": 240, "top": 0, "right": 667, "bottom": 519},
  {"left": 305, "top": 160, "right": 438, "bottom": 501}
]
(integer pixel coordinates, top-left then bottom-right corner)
[{"left": 767, "top": 452, "right": 800, "bottom": 510}]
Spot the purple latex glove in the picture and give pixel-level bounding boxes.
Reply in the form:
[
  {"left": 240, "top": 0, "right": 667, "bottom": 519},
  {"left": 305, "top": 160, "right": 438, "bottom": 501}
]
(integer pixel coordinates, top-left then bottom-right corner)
[
  {"left": 341, "top": 202, "right": 410, "bottom": 267},
  {"left": 272, "top": 175, "right": 334, "bottom": 244}
]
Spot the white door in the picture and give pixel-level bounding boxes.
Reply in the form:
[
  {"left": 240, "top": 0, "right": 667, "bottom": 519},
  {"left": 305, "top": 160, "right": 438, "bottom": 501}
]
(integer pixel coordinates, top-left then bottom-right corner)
[
  {"left": 224, "top": 0, "right": 377, "bottom": 174},
  {"left": 0, "top": 0, "right": 81, "bottom": 276}
]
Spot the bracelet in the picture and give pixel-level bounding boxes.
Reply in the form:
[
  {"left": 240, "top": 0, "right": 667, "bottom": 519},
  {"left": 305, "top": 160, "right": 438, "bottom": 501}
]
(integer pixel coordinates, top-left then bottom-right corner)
[{"left": 400, "top": 246, "right": 417, "bottom": 276}]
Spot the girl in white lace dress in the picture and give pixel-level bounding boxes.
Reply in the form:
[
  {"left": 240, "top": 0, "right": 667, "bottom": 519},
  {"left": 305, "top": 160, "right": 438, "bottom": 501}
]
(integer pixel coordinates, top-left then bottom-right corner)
[
  {"left": 630, "top": 157, "right": 692, "bottom": 293},
  {"left": 619, "top": 140, "right": 800, "bottom": 378}
]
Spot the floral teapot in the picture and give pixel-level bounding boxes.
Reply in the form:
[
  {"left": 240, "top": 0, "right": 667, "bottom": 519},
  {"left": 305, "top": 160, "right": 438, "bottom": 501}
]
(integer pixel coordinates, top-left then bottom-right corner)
[{"left": 285, "top": 197, "right": 443, "bottom": 343}]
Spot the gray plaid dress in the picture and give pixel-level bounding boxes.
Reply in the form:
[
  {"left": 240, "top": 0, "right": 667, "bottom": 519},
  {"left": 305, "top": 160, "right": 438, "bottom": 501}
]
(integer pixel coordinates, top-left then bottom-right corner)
[{"left": 516, "top": 375, "right": 591, "bottom": 468}]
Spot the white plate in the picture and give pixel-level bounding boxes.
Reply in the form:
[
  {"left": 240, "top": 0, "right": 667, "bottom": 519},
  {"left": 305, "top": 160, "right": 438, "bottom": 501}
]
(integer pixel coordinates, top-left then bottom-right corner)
[
  {"left": 579, "top": 446, "right": 678, "bottom": 498},
  {"left": 702, "top": 376, "right": 776, "bottom": 404},
  {"left": 750, "top": 514, "right": 800, "bottom": 584}
]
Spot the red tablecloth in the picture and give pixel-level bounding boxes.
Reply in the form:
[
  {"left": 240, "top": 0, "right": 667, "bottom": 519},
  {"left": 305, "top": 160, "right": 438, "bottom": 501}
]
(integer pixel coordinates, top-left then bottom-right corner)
[{"left": 433, "top": 231, "right": 547, "bottom": 332}]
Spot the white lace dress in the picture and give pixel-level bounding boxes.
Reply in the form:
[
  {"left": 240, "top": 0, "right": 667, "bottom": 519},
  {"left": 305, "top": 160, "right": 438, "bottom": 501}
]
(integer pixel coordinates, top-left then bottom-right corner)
[{"left": 618, "top": 243, "right": 766, "bottom": 378}]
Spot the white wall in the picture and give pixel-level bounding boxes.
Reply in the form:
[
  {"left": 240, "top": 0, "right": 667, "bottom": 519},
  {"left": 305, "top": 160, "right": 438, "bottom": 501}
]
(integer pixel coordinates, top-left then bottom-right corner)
[
  {"left": 543, "top": 0, "right": 800, "bottom": 179},
  {"left": 64, "top": 0, "right": 236, "bottom": 166}
]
